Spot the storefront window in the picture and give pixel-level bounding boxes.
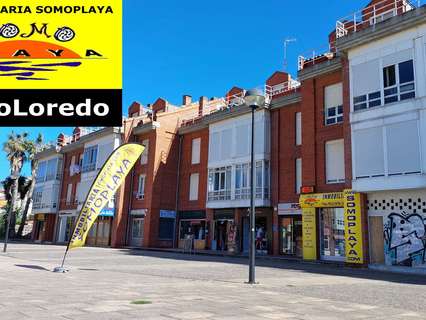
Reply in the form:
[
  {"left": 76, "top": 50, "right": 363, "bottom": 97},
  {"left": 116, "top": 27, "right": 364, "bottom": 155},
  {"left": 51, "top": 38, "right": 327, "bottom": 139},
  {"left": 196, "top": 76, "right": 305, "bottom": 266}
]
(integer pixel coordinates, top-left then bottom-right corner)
[
  {"left": 320, "top": 208, "right": 345, "bottom": 261},
  {"left": 180, "top": 220, "right": 206, "bottom": 240},
  {"left": 256, "top": 217, "right": 268, "bottom": 254},
  {"left": 280, "top": 216, "right": 302, "bottom": 256}
]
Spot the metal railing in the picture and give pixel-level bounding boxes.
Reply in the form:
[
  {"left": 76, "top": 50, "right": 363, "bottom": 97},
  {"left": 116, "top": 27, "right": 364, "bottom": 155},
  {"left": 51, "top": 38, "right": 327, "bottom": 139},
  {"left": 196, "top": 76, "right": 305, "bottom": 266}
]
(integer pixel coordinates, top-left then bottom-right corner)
[
  {"left": 335, "top": 0, "right": 419, "bottom": 39},
  {"left": 180, "top": 80, "right": 300, "bottom": 127},
  {"left": 298, "top": 44, "right": 337, "bottom": 71}
]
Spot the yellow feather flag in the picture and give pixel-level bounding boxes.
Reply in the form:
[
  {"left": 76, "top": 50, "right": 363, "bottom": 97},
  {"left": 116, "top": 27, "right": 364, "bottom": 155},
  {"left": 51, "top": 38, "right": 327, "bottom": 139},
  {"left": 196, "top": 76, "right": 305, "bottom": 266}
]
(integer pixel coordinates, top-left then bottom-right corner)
[{"left": 68, "top": 143, "right": 144, "bottom": 250}]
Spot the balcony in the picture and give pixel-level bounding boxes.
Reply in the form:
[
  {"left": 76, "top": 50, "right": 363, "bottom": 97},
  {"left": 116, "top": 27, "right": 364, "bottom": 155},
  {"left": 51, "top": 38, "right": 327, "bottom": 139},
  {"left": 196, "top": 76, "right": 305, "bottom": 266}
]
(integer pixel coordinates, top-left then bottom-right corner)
[
  {"left": 180, "top": 82, "right": 300, "bottom": 128},
  {"left": 335, "top": 0, "right": 419, "bottom": 39}
]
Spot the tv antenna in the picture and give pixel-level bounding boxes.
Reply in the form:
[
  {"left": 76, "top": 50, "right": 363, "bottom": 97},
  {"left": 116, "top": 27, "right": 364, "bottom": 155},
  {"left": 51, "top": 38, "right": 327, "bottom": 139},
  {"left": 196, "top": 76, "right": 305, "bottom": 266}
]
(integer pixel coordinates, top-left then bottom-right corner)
[{"left": 284, "top": 38, "right": 296, "bottom": 71}]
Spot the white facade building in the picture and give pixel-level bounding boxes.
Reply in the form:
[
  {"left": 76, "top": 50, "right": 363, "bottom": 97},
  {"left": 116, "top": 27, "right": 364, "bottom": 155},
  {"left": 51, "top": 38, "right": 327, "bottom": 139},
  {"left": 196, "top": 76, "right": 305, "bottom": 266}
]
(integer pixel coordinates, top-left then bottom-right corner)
[
  {"left": 342, "top": 4, "right": 426, "bottom": 268},
  {"left": 207, "top": 109, "right": 271, "bottom": 209}
]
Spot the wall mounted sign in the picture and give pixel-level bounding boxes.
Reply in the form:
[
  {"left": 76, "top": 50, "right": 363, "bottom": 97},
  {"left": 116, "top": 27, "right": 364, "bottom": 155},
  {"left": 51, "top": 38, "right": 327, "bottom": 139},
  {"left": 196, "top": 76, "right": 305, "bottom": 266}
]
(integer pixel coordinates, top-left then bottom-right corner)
[{"left": 0, "top": 1, "right": 122, "bottom": 126}]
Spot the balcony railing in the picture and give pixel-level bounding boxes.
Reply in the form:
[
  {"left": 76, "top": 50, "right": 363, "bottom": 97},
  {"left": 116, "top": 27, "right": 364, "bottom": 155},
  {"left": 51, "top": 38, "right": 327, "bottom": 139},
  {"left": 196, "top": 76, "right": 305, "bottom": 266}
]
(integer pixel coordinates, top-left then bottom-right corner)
[
  {"left": 208, "top": 190, "right": 231, "bottom": 201},
  {"left": 32, "top": 202, "right": 57, "bottom": 210},
  {"left": 298, "top": 45, "right": 337, "bottom": 71},
  {"left": 180, "top": 81, "right": 300, "bottom": 127},
  {"left": 335, "top": 0, "right": 419, "bottom": 39}
]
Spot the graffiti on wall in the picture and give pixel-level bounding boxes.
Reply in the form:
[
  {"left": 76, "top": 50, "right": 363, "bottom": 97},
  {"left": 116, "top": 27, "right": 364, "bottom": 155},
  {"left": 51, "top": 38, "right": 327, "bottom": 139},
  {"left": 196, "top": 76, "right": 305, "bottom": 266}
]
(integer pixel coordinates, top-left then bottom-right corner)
[{"left": 384, "top": 212, "right": 426, "bottom": 266}]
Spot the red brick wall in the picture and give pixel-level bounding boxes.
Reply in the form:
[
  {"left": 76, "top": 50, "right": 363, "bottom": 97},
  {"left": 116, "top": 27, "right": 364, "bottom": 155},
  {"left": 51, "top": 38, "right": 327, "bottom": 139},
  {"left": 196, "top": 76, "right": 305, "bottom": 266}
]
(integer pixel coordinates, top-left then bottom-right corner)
[
  {"left": 271, "top": 102, "right": 302, "bottom": 206},
  {"left": 59, "top": 148, "right": 83, "bottom": 211},
  {"left": 300, "top": 68, "right": 350, "bottom": 193},
  {"left": 178, "top": 128, "right": 209, "bottom": 211}
]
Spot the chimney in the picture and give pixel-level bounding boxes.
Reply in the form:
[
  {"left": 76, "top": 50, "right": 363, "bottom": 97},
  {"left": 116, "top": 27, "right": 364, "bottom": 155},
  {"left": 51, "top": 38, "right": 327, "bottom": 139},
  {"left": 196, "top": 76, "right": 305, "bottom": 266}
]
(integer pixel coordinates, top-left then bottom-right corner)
[
  {"left": 57, "top": 133, "right": 66, "bottom": 147},
  {"left": 72, "top": 127, "right": 81, "bottom": 142},
  {"left": 183, "top": 95, "right": 192, "bottom": 106},
  {"left": 198, "top": 96, "right": 208, "bottom": 117}
]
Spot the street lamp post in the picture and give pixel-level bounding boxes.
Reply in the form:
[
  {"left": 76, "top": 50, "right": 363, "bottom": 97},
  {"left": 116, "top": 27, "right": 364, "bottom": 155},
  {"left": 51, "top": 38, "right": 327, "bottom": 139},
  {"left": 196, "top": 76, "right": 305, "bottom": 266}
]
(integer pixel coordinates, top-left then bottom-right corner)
[{"left": 244, "top": 89, "right": 266, "bottom": 284}]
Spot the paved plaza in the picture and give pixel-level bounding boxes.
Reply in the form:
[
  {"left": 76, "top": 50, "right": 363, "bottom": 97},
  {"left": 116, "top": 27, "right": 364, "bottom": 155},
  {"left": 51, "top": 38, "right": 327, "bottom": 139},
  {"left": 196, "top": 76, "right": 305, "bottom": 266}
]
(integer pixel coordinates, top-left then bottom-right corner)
[{"left": 0, "top": 243, "right": 426, "bottom": 319}]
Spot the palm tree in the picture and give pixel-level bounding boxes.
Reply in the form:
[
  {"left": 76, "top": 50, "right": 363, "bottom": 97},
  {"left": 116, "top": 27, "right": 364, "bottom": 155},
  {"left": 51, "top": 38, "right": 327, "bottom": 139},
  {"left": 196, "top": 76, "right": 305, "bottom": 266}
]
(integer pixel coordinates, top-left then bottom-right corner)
[
  {"left": 17, "top": 134, "right": 43, "bottom": 238},
  {"left": 3, "top": 132, "right": 28, "bottom": 238}
]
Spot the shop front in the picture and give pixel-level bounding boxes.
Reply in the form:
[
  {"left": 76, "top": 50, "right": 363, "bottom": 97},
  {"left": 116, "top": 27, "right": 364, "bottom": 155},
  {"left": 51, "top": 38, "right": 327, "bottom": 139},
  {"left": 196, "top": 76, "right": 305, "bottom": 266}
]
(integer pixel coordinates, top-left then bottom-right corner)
[
  {"left": 178, "top": 210, "right": 207, "bottom": 250},
  {"left": 33, "top": 213, "right": 56, "bottom": 242},
  {"left": 57, "top": 211, "right": 77, "bottom": 243},
  {"left": 129, "top": 209, "right": 147, "bottom": 247},
  {"left": 299, "top": 190, "right": 367, "bottom": 265},
  {"left": 278, "top": 203, "right": 303, "bottom": 257},
  {"left": 85, "top": 206, "right": 114, "bottom": 247},
  {"left": 367, "top": 189, "right": 426, "bottom": 269},
  {"left": 212, "top": 209, "right": 237, "bottom": 252},
  {"left": 241, "top": 208, "right": 273, "bottom": 255}
]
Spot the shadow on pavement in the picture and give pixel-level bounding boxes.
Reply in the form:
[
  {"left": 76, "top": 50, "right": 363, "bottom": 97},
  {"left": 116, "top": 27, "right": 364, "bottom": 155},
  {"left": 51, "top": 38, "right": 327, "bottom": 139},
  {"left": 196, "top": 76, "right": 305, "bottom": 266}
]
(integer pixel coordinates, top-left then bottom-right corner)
[
  {"left": 118, "top": 248, "right": 426, "bottom": 286},
  {"left": 15, "top": 264, "right": 50, "bottom": 271}
]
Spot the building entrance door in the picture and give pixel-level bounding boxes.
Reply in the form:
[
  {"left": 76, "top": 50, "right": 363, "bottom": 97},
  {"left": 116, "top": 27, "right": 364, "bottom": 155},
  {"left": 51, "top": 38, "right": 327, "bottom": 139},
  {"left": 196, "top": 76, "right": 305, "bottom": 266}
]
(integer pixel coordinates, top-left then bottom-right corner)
[
  {"left": 131, "top": 218, "right": 144, "bottom": 247},
  {"left": 320, "top": 208, "right": 345, "bottom": 261},
  {"left": 280, "top": 216, "right": 303, "bottom": 257}
]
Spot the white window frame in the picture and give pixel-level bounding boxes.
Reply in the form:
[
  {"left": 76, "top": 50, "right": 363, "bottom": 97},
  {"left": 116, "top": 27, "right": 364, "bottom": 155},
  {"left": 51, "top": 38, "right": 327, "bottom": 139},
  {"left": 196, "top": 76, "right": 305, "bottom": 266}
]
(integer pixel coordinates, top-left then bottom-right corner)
[
  {"left": 383, "top": 60, "right": 415, "bottom": 105},
  {"left": 324, "top": 83, "right": 343, "bottom": 126},
  {"left": 235, "top": 163, "right": 250, "bottom": 199},
  {"left": 208, "top": 166, "right": 232, "bottom": 201},
  {"left": 82, "top": 146, "right": 98, "bottom": 173},
  {"left": 189, "top": 173, "right": 199, "bottom": 201},
  {"left": 191, "top": 138, "right": 201, "bottom": 165},
  {"left": 296, "top": 158, "right": 302, "bottom": 194},
  {"left": 353, "top": 59, "right": 415, "bottom": 112},
  {"left": 141, "top": 139, "right": 149, "bottom": 165},
  {"left": 66, "top": 183, "right": 73, "bottom": 205},
  {"left": 137, "top": 175, "right": 146, "bottom": 200},
  {"left": 295, "top": 112, "right": 302, "bottom": 145},
  {"left": 325, "top": 139, "right": 345, "bottom": 184}
]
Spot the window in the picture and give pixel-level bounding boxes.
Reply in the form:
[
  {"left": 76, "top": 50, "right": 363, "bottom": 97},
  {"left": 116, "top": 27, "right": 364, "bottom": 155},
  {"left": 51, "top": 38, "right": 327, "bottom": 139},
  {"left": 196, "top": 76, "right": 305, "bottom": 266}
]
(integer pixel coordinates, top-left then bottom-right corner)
[
  {"left": 191, "top": 138, "right": 201, "bottom": 164},
  {"left": 208, "top": 166, "right": 231, "bottom": 201},
  {"left": 324, "top": 83, "right": 343, "bottom": 125},
  {"left": 66, "top": 184, "right": 73, "bottom": 205},
  {"left": 352, "top": 59, "right": 382, "bottom": 111},
  {"left": 82, "top": 146, "right": 98, "bottom": 173},
  {"left": 137, "top": 175, "right": 146, "bottom": 199},
  {"left": 158, "top": 218, "right": 175, "bottom": 240},
  {"left": 263, "top": 161, "right": 270, "bottom": 199},
  {"left": 33, "top": 188, "right": 43, "bottom": 209},
  {"left": 141, "top": 139, "right": 149, "bottom": 165},
  {"left": 295, "top": 112, "right": 302, "bottom": 145},
  {"left": 234, "top": 161, "right": 270, "bottom": 200},
  {"left": 325, "top": 139, "right": 345, "bottom": 184},
  {"left": 36, "top": 161, "right": 47, "bottom": 183},
  {"left": 256, "top": 161, "right": 263, "bottom": 198},
  {"left": 45, "top": 159, "right": 57, "bottom": 181},
  {"left": 189, "top": 173, "right": 199, "bottom": 201},
  {"left": 386, "top": 120, "right": 421, "bottom": 175},
  {"left": 235, "top": 163, "right": 250, "bottom": 199},
  {"left": 383, "top": 59, "right": 415, "bottom": 104},
  {"left": 296, "top": 158, "right": 302, "bottom": 194},
  {"left": 353, "top": 127, "right": 385, "bottom": 179}
]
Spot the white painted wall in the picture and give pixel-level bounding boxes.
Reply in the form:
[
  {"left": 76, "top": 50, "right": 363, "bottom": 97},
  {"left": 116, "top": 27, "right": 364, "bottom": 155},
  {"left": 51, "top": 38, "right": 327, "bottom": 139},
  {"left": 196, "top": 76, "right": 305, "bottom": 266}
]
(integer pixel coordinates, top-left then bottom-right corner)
[
  {"left": 208, "top": 109, "right": 270, "bottom": 167},
  {"left": 349, "top": 22, "right": 426, "bottom": 192}
]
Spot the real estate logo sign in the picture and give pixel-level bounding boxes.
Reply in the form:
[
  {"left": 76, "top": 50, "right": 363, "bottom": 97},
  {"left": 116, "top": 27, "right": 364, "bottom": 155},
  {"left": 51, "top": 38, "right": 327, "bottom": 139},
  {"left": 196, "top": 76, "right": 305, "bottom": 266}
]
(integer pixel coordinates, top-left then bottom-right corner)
[{"left": 0, "top": 1, "right": 122, "bottom": 126}]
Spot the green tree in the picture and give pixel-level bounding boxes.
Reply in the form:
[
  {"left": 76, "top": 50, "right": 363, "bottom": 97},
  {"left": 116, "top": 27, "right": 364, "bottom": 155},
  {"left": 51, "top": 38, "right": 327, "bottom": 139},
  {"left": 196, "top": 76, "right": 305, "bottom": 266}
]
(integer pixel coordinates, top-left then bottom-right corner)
[
  {"left": 17, "top": 134, "right": 43, "bottom": 238},
  {"left": 3, "top": 132, "right": 28, "bottom": 238}
]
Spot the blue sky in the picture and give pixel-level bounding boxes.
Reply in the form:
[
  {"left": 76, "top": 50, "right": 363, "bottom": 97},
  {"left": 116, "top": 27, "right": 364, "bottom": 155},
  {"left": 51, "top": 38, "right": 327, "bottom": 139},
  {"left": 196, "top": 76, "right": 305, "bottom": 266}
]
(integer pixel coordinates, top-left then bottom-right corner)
[{"left": 0, "top": 0, "right": 366, "bottom": 180}]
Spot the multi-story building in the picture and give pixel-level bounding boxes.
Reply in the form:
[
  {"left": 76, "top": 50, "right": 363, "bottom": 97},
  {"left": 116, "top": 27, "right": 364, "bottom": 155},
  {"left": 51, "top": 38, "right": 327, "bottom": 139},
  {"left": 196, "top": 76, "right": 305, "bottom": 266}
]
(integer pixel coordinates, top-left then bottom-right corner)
[
  {"left": 124, "top": 96, "right": 215, "bottom": 248},
  {"left": 336, "top": 0, "right": 426, "bottom": 269},
  {"left": 32, "top": 148, "right": 63, "bottom": 242},
  {"left": 30, "top": 0, "right": 426, "bottom": 271},
  {"left": 55, "top": 127, "right": 122, "bottom": 246}
]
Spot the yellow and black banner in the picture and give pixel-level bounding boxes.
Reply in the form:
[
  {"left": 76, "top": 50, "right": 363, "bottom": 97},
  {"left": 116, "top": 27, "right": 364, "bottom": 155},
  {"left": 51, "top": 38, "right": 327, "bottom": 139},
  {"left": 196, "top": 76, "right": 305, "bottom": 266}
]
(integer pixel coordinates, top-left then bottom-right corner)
[
  {"left": 343, "top": 190, "right": 364, "bottom": 264},
  {"left": 0, "top": 1, "right": 122, "bottom": 126},
  {"left": 68, "top": 143, "right": 144, "bottom": 250}
]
